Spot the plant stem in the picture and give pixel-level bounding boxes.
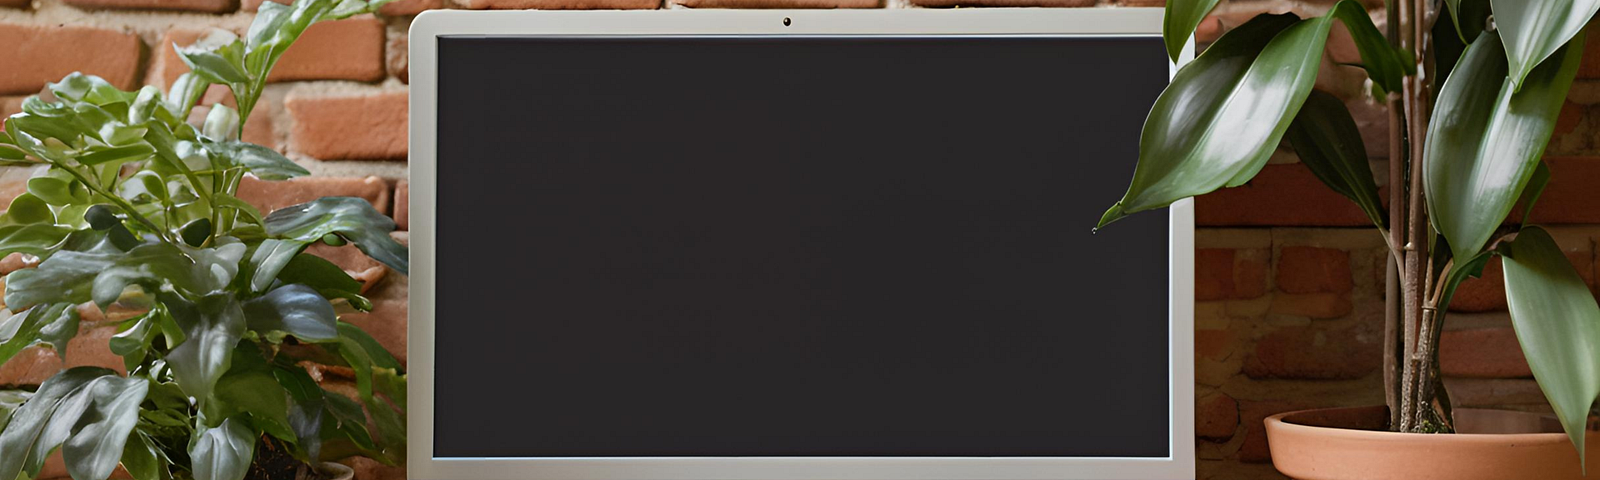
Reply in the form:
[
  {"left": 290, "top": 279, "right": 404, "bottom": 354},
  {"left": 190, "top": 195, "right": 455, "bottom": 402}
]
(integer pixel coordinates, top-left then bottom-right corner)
[{"left": 1384, "top": 0, "right": 1406, "bottom": 427}]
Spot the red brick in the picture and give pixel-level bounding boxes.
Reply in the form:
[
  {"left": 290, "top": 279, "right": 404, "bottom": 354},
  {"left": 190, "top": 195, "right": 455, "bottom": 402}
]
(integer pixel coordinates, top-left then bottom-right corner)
[
  {"left": 909, "top": 0, "right": 1090, "bottom": 6},
  {"left": 674, "top": 0, "right": 876, "bottom": 7},
  {"left": 247, "top": 0, "right": 439, "bottom": 11},
  {"left": 379, "top": 0, "right": 443, "bottom": 15},
  {"left": 1195, "top": 329, "right": 1235, "bottom": 361},
  {"left": 1196, "top": 393, "right": 1239, "bottom": 441},
  {"left": 1243, "top": 324, "right": 1382, "bottom": 380},
  {"left": 1525, "top": 157, "right": 1600, "bottom": 224},
  {"left": 1277, "top": 246, "right": 1352, "bottom": 294},
  {"left": 1440, "top": 328, "right": 1532, "bottom": 378},
  {"left": 61, "top": 0, "right": 234, "bottom": 12},
  {"left": 270, "top": 16, "right": 387, "bottom": 83},
  {"left": 1554, "top": 101, "right": 1584, "bottom": 138},
  {"left": 0, "top": 96, "right": 22, "bottom": 129},
  {"left": 0, "top": 322, "right": 124, "bottom": 387},
  {"left": 1196, "top": 164, "right": 1373, "bottom": 227},
  {"left": 1450, "top": 258, "right": 1506, "bottom": 312},
  {"left": 0, "top": 166, "right": 39, "bottom": 211},
  {"left": 1579, "top": 20, "right": 1600, "bottom": 80},
  {"left": 236, "top": 176, "right": 392, "bottom": 215},
  {"left": 0, "top": 23, "right": 142, "bottom": 96},
  {"left": 387, "top": 26, "right": 408, "bottom": 83},
  {"left": 0, "top": 0, "right": 27, "bottom": 7},
  {"left": 458, "top": 0, "right": 660, "bottom": 8},
  {"left": 340, "top": 270, "right": 407, "bottom": 366},
  {"left": 394, "top": 180, "right": 409, "bottom": 230},
  {"left": 1115, "top": 0, "right": 1162, "bottom": 5},
  {"left": 1268, "top": 292, "right": 1353, "bottom": 319},
  {"left": 1196, "top": 248, "right": 1269, "bottom": 301},
  {"left": 285, "top": 90, "right": 407, "bottom": 160}
]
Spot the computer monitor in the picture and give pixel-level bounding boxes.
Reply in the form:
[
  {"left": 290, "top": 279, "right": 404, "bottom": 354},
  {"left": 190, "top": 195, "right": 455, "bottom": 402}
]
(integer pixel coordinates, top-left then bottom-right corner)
[{"left": 407, "top": 9, "right": 1194, "bottom": 480}]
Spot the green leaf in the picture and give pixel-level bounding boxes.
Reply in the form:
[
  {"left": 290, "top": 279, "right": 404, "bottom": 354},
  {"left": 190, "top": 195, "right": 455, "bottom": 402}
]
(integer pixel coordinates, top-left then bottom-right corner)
[
  {"left": 0, "top": 304, "right": 77, "bottom": 367},
  {"left": 189, "top": 416, "right": 255, "bottom": 480},
  {"left": 1501, "top": 226, "right": 1600, "bottom": 468},
  {"left": 1517, "top": 161, "right": 1552, "bottom": 225},
  {"left": 202, "top": 105, "right": 240, "bottom": 141},
  {"left": 1492, "top": 0, "right": 1600, "bottom": 91},
  {"left": 274, "top": 366, "right": 325, "bottom": 461},
  {"left": 1285, "top": 90, "right": 1386, "bottom": 229},
  {"left": 6, "top": 193, "right": 55, "bottom": 225},
  {"left": 62, "top": 374, "right": 149, "bottom": 480},
  {"left": 164, "top": 293, "right": 247, "bottom": 400},
  {"left": 177, "top": 32, "right": 251, "bottom": 85},
  {"left": 166, "top": 73, "right": 212, "bottom": 120},
  {"left": 243, "top": 284, "right": 337, "bottom": 343},
  {"left": 0, "top": 390, "right": 28, "bottom": 432},
  {"left": 275, "top": 253, "right": 370, "bottom": 311},
  {"left": 208, "top": 141, "right": 308, "bottom": 181},
  {"left": 79, "top": 143, "right": 156, "bottom": 167},
  {"left": 1098, "top": 13, "right": 1308, "bottom": 227},
  {"left": 1444, "top": 0, "right": 1492, "bottom": 43},
  {"left": 0, "top": 224, "right": 73, "bottom": 258},
  {"left": 0, "top": 368, "right": 145, "bottom": 480},
  {"left": 1324, "top": 1, "right": 1411, "bottom": 96},
  {"left": 120, "top": 432, "right": 163, "bottom": 480},
  {"left": 205, "top": 345, "right": 294, "bottom": 442},
  {"left": 110, "top": 308, "right": 161, "bottom": 371},
  {"left": 264, "top": 197, "right": 408, "bottom": 275},
  {"left": 28, "top": 176, "right": 85, "bottom": 206},
  {"left": 1162, "top": 0, "right": 1221, "bottom": 62},
  {"left": 1424, "top": 30, "right": 1585, "bottom": 261}
]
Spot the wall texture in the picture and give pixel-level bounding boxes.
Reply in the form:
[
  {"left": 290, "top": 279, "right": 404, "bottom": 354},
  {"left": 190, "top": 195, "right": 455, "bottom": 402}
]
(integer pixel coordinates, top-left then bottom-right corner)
[{"left": 0, "top": 0, "right": 1596, "bottom": 479}]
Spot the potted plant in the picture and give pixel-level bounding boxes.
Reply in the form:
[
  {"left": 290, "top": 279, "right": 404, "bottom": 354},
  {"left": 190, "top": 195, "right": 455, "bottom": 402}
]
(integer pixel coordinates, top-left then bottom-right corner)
[
  {"left": 0, "top": 1, "right": 407, "bottom": 480},
  {"left": 1096, "top": 0, "right": 1599, "bottom": 478}
]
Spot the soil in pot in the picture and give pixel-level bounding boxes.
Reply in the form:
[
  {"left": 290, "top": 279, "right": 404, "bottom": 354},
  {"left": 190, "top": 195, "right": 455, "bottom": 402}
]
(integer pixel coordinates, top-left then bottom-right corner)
[
  {"left": 246, "top": 438, "right": 353, "bottom": 480},
  {"left": 1266, "top": 405, "right": 1600, "bottom": 480}
]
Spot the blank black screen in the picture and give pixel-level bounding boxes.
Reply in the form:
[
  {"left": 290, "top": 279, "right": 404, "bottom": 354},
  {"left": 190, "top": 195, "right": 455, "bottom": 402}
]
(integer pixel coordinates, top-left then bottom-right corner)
[{"left": 434, "top": 35, "right": 1171, "bottom": 458}]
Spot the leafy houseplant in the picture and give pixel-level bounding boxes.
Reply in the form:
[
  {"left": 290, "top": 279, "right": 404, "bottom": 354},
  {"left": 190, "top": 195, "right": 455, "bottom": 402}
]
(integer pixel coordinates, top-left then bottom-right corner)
[
  {"left": 1096, "top": 0, "right": 1600, "bottom": 475},
  {"left": 0, "top": 1, "right": 407, "bottom": 480}
]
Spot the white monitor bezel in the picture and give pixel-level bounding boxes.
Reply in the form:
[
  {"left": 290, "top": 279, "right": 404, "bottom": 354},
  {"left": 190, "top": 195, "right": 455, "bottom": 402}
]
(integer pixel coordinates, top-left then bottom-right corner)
[{"left": 408, "top": 8, "right": 1195, "bottom": 480}]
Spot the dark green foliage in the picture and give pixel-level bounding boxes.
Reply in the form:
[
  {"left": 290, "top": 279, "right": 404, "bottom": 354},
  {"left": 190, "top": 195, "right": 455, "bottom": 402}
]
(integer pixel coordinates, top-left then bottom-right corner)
[{"left": 0, "top": 2, "right": 405, "bottom": 480}]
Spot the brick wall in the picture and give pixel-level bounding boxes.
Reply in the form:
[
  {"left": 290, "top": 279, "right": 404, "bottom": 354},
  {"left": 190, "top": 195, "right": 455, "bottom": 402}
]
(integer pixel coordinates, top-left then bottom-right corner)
[{"left": 0, "top": 0, "right": 1595, "bottom": 479}]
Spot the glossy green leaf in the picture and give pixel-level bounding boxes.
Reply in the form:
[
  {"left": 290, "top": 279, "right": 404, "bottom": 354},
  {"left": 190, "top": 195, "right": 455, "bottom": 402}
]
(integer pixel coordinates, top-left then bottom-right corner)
[
  {"left": 1492, "top": 0, "right": 1600, "bottom": 91},
  {"left": 0, "top": 304, "right": 77, "bottom": 366},
  {"left": 0, "top": 368, "right": 145, "bottom": 480},
  {"left": 0, "top": 390, "right": 28, "bottom": 432},
  {"left": 189, "top": 416, "right": 255, "bottom": 480},
  {"left": 1518, "top": 161, "right": 1552, "bottom": 225},
  {"left": 264, "top": 197, "right": 408, "bottom": 275},
  {"left": 79, "top": 143, "right": 156, "bottom": 167},
  {"left": 62, "top": 373, "right": 149, "bottom": 480},
  {"left": 120, "top": 432, "right": 163, "bottom": 480},
  {"left": 1098, "top": 13, "right": 1306, "bottom": 227},
  {"left": 274, "top": 253, "right": 370, "bottom": 311},
  {"left": 242, "top": 284, "right": 338, "bottom": 343},
  {"left": 202, "top": 105, "right": 240, "bottom": 141},
  {"left": 205, "top": 345, "right": 294, "bottom": 442},
  {"left": 1444, "top": 0, "right": 1492, "bottom": 43},
  {"left": 6, "top": 193, "right": 55, "bottom": 225},
  {"left": 1100, "top": 2, "right": 1408, "bottom": 228},
  {"left": 0, "top": 224, "right": 73, "bottom": 259},
  {"left": 1162, "top": 0, "right": 1221, "bottom": 62},
  {"left": 1501, "top": 227, "right": 1600, "bottom": 468},
  {"left": 164, "top": 293, "right": 246, "bottom": 400},
  {"left": 1424, "top": 30, "right": 1584, "bottom": 261},
  {"left": 1285, "top": 90, "right": 1385, "bottom": 228},
  {"left": 177, "top": 32, "right": 250, "bottom": 85},
  {"left": 166, "top": 73, "right": 212, "bottom": 120},
  {"left": 275, "top": 366, "right": 325, "bottom": 461},
  {"left": 208, "top": 140, "right": 308, "bottom": 181},
  {"left": 246, "top": 238, "right": 308, "bottom": 292}
]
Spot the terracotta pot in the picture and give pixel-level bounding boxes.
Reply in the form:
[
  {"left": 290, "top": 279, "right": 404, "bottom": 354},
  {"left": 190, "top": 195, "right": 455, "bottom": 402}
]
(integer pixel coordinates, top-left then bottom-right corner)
[{"left": 1266, "top": 405, "right": 1600, "bottom": 480}]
